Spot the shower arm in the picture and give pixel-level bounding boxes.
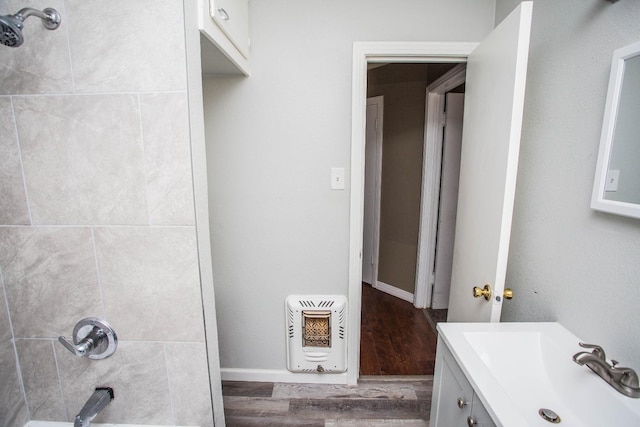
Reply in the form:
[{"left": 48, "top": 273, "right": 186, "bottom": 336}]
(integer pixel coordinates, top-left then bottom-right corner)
[{"left": 14, "top": 7, "right": 61, "bottom": 30}]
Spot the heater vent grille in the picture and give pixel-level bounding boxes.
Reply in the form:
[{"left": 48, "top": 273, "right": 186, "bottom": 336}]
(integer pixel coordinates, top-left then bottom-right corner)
[
  {"left": 285, "top": 295, "right": 347, "bottom": 373},
  {"left": 298, "top": 299, "right": 335, "bottom": 308}
]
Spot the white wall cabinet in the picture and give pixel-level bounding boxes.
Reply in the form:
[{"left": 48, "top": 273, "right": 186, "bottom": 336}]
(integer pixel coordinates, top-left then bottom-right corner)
[
  {"left": 431, "top": 339, "right": 496, "bottom": 427},
  {"left": 210, "top": 0, "right": 249, "bottom": 58},
  {"left": 199, "top": 0, "right": 250, "bottom": 75}
]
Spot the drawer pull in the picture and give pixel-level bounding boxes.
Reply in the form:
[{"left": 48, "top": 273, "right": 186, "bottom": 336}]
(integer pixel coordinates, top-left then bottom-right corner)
[
  {"left": 457, "top": 397, "right": 469, "bottom": 409},
  {"left": 217, "top": 8, "right": 230, "bottom": 21}
]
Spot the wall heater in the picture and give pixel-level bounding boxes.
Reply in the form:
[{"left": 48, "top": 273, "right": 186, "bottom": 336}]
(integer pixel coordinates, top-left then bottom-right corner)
[{"left": 285, "top": 295, "right": 347, "bottom": 373}]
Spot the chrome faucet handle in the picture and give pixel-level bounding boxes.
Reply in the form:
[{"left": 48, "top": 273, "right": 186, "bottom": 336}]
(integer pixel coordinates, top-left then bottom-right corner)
[
  {"left": 610, "top": 360, "right": 640, "bottom": 388},
  {"left": 58, "top": 318, "right": 117, "bottom": 360},
  {"left": 621, "top": 370, "right": 640, "bottom": 388},
  {"left": 578, "top": 342, "right": 606, "bottom": 360}
]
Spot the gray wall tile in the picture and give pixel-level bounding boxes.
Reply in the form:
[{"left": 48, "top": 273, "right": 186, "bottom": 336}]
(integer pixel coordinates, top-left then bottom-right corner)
[
  {"left": 165, "top": 342, "right": 213, "bottom": 427},
  {"left": 0, "top": 278, "right": 13, "bottom": 345},
  {"left": 13, "top": 95, "right": 148, "bottom": 225},
  {"left": 67, "top": 0, "right": 187, "bottom": 93},
  {"left": 140, "top": 93, "right": 195, "bottom": 226},
  {"left": 0, "top": 0, "right": 73, "bottom": 95},
  {"left": 0, "top": 341, "right": 29, "bottom": 427},
  {"left": 0, "top": 97, "right": 30, "bottom": 225},
  {"left": 56, "top": 341, "right": 173, "bottom": 424},
  {"left": 15, "top": 339, "right": 66, "bottom": 421},
  {"left": 0, "top": 1, "right": 211, "bottom": 424},
  {"left": 95, "top": 227, "right": 205, "bottom": 342},
  {"left": 0, "top": 227, "right": 103, "bottom": 338}
]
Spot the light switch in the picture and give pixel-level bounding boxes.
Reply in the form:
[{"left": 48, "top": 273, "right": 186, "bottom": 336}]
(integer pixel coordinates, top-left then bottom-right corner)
[
  {"left": 331, "top": 167, "right": 345, "bottom": 190},
  {"left": 605, "top": 169, "right": 620, "bottom": 192}
]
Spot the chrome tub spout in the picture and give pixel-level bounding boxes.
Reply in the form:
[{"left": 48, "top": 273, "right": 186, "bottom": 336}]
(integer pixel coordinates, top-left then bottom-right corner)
[{"left": 74, "top": 387, "right": 114, "bottom": 427}]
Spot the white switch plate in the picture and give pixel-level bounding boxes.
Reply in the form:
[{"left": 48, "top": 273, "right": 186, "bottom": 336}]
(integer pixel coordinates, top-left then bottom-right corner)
[
  {"left": 605, "top": 169, "right": 620, "bottom": 192},
  {"left": 331, "top": 167, "right": 345, "bottom": 190}
]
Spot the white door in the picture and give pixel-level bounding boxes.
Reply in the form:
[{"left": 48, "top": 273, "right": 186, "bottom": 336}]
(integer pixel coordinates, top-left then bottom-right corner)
[
  {"left": 447, "top": 2, "right": 532, "bottom": 322},
  {"left": 362, "top": 96, "right": 383, "bottom": 285},
  {"left": 432, "top": 93, "right": 465, "bottom": 309}
]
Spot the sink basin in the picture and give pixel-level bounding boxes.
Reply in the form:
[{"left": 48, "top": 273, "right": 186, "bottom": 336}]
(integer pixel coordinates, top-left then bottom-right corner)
[{"left": 438, "top": 322, "right": 640, "bottom": 426}]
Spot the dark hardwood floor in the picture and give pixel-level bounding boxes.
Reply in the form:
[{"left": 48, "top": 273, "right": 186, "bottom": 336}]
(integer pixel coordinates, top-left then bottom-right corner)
[{"left": 360, "top": 283, "right": 438, "bottom": 376}]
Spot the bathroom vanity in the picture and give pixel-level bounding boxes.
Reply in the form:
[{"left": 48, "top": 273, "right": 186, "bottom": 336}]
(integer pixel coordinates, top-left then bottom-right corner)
[{"left": 430, "top": 322, "right": 640, "bottom": 426}]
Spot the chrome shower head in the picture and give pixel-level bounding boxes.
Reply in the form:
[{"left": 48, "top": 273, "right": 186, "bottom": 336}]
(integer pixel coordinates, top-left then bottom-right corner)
[{"left": 0, "top": 7, "right": 61, "bottom": 48}]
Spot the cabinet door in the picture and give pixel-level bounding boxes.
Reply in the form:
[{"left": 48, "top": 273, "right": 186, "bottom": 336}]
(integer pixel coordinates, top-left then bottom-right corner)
[
  {"left": 210, "top": 0, "right": 249, "bottom": 58},
  {"left": 468, "top": 394, "right": 497, "bottom": 427},
  {"left": 433, "top": 352, "right": 474, "bottom": 426}
]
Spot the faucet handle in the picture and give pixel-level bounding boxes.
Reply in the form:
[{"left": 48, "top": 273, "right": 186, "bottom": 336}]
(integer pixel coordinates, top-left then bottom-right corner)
[
  {"left": 58, "top": 318, "right": 118, "bottom": 360},
  {"left": 578, "top": 342, "right": 606, "bottom": 360}
]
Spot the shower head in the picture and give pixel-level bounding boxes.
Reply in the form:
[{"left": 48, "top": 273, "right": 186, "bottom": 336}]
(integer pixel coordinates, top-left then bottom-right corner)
[{"left": 0, "top": 7, "right": 61, "bottom": 48}]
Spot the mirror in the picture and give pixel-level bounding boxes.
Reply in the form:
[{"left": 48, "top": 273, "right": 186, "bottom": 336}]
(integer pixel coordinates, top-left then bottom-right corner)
[{"left": 592, "top": 40, "right": 640, "bottom": 219}]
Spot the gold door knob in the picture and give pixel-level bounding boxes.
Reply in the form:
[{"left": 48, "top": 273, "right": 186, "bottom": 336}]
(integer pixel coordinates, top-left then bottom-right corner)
[
  {"left": 472, "top": 284, "right": 492, "bottom": 301},
  {"left": 503, "top": 288, "right": 514, "bottom": 300}
]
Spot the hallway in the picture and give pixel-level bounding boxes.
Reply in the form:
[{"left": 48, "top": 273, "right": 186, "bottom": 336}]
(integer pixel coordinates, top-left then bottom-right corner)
[{"left": 360, "top": 284, "right": 438, "bottom": 375}]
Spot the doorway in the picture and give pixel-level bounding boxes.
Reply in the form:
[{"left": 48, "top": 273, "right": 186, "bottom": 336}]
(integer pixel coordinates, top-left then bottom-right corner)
[
  {"left": 350, "top": 4, "right": 532, "bottom": 384},
  {"left": 360, "top": 62, "right": 465, "bottom": 376},
  {"left": 346, "top": 42, "right": 478, "bottom": 384}
]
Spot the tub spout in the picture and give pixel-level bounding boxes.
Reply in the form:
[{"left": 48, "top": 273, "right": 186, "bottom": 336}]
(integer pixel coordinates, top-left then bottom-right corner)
[{"left": 74, "top": 387, "right": 114, "bottom": 427}]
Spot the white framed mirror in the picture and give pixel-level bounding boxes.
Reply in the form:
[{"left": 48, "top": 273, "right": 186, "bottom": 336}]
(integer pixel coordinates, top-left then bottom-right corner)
[{"left": 592, "top": 40, "right": 640, "bottom": 219}]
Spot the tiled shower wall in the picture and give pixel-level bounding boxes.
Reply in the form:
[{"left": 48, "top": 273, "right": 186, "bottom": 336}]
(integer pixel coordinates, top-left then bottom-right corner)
[{"left": 0, "top": 1, "right": 213, "bottom": 426}]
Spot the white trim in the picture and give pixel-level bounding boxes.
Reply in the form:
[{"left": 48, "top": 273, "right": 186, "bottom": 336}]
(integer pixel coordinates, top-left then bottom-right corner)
[
  {"left": 221, "top": 368, "right": 349, "bottom": 384},
  {"left": 414, "top": 64, "right": 467, "bottom": 310},
  {"left": 591, "top": 40, "right": 640, "bottom": 219},
  {"left": 184, "top": 2, "right": 226, "bottom": 426},
  {"left": 375, "top": 281, "right": 414, "bottom": 304},
  {"left": 363, "top": 96, "right": 384, "bottom": 288},
  {"left": 348, "top": 42, "right": 477, "bottom": 385}
]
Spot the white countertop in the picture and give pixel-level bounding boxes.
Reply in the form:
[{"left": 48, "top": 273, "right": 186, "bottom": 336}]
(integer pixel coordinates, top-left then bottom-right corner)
[{"left": 437, "top": 322, "right": 640, "bottom": 426}]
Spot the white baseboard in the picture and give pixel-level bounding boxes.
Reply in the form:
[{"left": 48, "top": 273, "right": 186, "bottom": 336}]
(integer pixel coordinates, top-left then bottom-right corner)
[
  {"left": 374, "top": 281, "right": 414, "bottom": 304},
  {"left": 220, "top": 368, "right": 349, "bottom": 384}
]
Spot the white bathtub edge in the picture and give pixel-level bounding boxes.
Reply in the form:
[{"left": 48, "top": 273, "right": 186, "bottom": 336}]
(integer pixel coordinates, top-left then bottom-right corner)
[{"left": 27, "top": 421, "right": 199, "bottom": 427}]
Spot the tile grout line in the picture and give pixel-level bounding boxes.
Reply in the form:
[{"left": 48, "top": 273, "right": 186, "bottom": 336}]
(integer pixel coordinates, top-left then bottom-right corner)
[
  {"left": 0, "top": 90, "right": 188, "bottom": 99},
  {"left": 0, "top": 267, "right": 31, "bottom": 421},
  {"left": 60, "top": 0, "right": 76, "bottom": 94},
  {"left": 136, "top": 93, "right": 152, "bottom": 225},
  {"left": 9, "top": 96, "right": 34, "bottom": 225},
  {"left": 51, "top": 339, "right": 70, "bottom": 421},
  {"left": 90, "top": 227, "right": 107, "bottom": 317},
  {"left": 162, "top": 343, "right": 178, "bottom": 425}
]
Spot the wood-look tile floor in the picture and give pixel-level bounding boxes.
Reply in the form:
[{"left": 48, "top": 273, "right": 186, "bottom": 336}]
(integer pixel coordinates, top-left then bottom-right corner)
[
  {"left": 360, "top": 283, "right": 438, "bottom": 375},
  {"left": 222, "top": 378, "right": 432, "bottom": 426}
]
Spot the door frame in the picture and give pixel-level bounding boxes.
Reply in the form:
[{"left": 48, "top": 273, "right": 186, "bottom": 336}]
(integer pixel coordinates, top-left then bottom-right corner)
[
  {"left": 414, "top": 64, "right": 467, "bottom": 309},
  {"left": 362, "top": 96, "right": 384, "bottom": 289},
  {"left": 348, "top": 42, "right": 478, "bottom": 384}
]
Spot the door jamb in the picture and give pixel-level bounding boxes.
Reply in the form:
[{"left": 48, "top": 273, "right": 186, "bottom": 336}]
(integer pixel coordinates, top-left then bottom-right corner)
[
  {"left": 363, "top": 96, "right": 384, "bottom": 289},
  {"left": 414, "top": 64, "right": 467, "bottom": 309},
  {"left": 348, "top": 42, "right": 477, "bottom": 384}
]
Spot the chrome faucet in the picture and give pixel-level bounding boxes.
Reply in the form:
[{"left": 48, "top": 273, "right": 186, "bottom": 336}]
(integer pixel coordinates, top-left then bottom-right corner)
[
  {"left": 573, "top": 342, "right": 640, "bottom": 398},
  {"left": 74, "top": 387, "right": 114, "bottom": 427}
]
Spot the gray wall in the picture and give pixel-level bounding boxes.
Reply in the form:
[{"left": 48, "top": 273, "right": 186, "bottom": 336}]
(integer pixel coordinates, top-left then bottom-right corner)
[
  {"left": 0, "top": 1, "right": 212, "bottom": 426},
  {"left": 203, "top": 0, "right": 496, "bottom": 371},
  {"left": 497, "top": 0, "right": 640, "bottom": 367}
]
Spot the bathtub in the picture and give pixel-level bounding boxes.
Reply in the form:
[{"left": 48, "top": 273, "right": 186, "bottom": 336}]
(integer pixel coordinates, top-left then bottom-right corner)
[{"left": 27, "top": 422, "right": 198, "bottom": 427}]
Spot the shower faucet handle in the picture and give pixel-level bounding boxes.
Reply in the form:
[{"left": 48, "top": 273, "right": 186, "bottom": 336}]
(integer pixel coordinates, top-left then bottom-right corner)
[{"left": 58, "top": 318, "right": 118, "bottom": 360}]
